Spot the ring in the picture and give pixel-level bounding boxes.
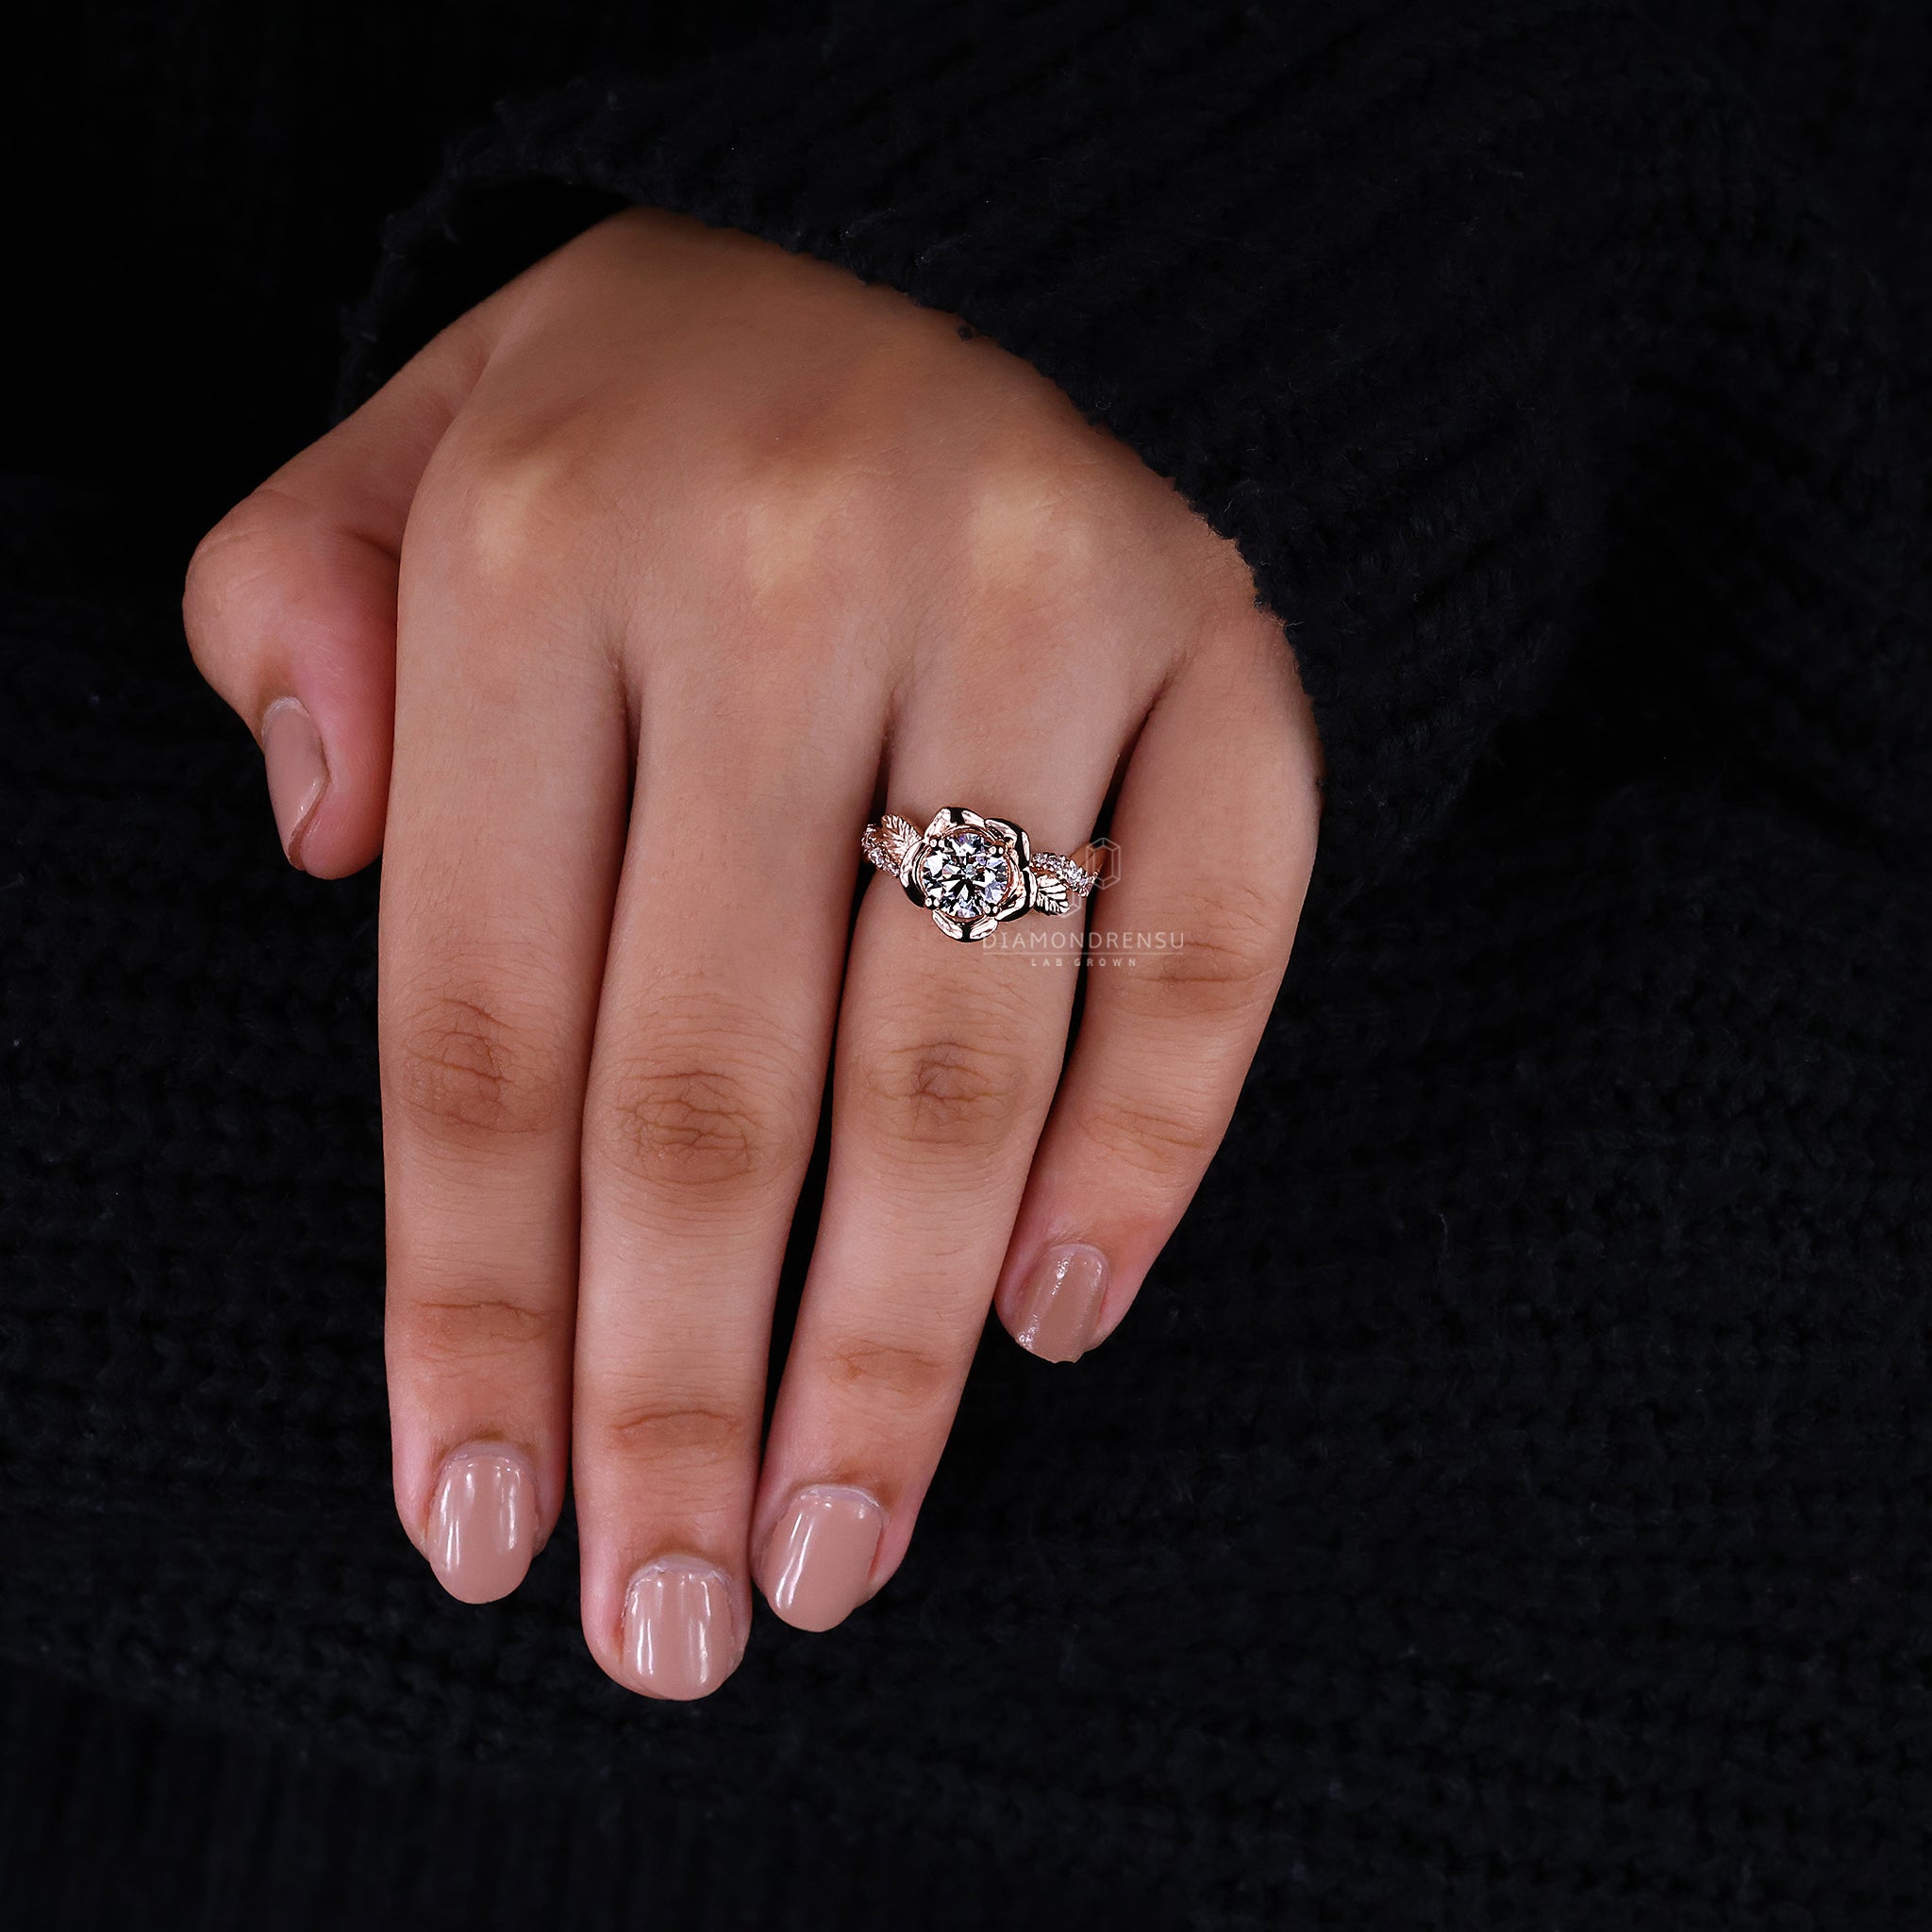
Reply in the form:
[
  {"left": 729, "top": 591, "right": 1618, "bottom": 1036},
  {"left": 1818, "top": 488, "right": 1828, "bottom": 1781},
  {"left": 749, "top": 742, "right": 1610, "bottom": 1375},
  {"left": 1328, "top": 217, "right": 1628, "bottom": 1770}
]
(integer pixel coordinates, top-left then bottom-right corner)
[{"left": 860, "top": 807, "right": 1099, "bottom": 942}]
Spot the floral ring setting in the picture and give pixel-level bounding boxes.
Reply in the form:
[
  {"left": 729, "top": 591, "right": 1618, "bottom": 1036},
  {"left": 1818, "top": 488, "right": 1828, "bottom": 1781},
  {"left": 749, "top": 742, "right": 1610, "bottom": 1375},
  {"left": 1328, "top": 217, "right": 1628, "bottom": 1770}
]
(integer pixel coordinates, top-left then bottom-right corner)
[{"left": 860, "top": 808, "right": 1099, "bottom": 942}]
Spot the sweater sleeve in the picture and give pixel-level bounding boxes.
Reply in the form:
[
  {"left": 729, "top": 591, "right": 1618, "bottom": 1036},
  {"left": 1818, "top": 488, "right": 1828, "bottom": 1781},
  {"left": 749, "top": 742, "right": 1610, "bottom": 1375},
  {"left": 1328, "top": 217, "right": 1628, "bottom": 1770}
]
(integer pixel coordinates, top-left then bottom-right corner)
[{"left": 337, "top": 0, "right": 1929, "bottom": 891}]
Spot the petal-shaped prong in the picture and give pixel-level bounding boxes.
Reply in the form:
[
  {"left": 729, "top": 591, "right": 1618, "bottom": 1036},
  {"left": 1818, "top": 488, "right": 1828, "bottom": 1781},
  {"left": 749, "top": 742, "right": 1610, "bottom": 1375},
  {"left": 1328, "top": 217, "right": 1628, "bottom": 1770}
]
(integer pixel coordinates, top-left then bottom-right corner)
[
  {"left": 965, "top": 914, "right": 1002, "bottom": 941},
  {"left": 980, "top": 817, "right": 1030, "bottom": 864},
  {"left": 930, "top": 908, "right": 972, "bottom": 941},
  {"left": 925, "top": 807, "right": 974, "bottom": 840},
  {"left": 974, "top": 817, "right": 1030, "bottom": 923}
]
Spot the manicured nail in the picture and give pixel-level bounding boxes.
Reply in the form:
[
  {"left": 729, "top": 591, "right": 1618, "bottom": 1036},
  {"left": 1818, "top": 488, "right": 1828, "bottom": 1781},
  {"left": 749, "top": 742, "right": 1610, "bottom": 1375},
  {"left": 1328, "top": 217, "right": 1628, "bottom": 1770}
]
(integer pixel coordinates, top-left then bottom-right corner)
[
  {"left": 426, "top": 1444, "right": 536, "bottom": 1604},
  {"left": 1011, "top": 1241, "right": 1108, "bottom": 1362},
  {"left": 759, "top": 1486, "right": 885, "bottom": 1632},
  {"left": 622, "top": 1559, "right": 738, "bottom": 1699},
  {"left": 261, "top": 695, "right": 328, "bottom": 868}
]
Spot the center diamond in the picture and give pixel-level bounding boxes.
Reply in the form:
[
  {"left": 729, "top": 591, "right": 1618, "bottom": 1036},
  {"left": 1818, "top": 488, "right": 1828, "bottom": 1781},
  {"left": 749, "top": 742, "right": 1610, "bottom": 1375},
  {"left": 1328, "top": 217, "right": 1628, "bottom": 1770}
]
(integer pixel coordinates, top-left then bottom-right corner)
[{"left": 917, "top": 829, "right": 1015, "bottom": 922}]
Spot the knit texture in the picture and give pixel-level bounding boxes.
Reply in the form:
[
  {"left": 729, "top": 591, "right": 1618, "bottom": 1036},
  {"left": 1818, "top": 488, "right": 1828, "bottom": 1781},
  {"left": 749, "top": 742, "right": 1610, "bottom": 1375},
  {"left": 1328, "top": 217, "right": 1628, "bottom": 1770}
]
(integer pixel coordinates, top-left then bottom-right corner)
[
  {"left": 0, "top": 1656, "right": 1119, "bottom": 1931},
  {"left": 4, "top": 3, "right": 1931, "bottom": 1927}
]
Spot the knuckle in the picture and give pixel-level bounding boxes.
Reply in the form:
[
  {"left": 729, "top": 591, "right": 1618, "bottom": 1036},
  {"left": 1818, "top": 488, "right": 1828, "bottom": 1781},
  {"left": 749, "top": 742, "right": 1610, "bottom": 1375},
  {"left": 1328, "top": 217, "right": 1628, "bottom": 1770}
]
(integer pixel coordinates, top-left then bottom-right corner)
[
  {"left": 959, "top": 441, "right": 1116, "bottom": 594},
  {"left": 1109, "top": 884, "right": 1287, "bottom": 1022},
  {"left": 591, "top": 985, "right": 816, "bottom": 1197},
  {"left": 597, "top": 1394, "right": 752, "bottom": 1471},
  {"left": 393, "top": 1291, "right": 564, "bottom": 1368},
  {"left": 430, "top": 422, "right": 594, "bottom": 590},
  {"left": 1079, "top": 1090, "right": 1224, "bottom": 1179},
  {"left": 858, "top": 1029, "right": 1033, "bottom": 1156},
  {"left": 598, "top": 1056, "right": 792, "bottom": 1193},
  {"left": 388, "top": 986, "right": 571, "bottom": 1141},
  {"left": 818, "top": 1335, "right": 963, "bottom": 1420},
  {"left": 593, "top": 985, "right": 810, "bottom": 1193},
  {"left": 722, "top": 458, "right": 871, "bottom": 633},
  {"left": 181, "top": 525, "right": 242, "bottom": 650},
  {"left": 181, "top": 488, "right": 300, "bottom": 671}
]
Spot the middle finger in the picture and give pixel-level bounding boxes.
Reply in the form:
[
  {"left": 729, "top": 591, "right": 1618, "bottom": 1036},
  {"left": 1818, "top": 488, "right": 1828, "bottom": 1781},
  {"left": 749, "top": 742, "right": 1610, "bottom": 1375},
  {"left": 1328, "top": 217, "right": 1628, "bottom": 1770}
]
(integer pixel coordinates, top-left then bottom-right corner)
[{"left": 571, "top": 642, "right": 882, "bottom": 1698}]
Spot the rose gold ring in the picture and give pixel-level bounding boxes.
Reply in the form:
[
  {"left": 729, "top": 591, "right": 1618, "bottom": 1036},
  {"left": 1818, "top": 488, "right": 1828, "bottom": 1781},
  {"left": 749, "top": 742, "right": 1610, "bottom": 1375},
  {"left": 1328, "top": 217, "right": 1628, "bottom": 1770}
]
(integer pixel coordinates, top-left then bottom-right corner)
[{"left": 860, "top": 807, "right": 1098, "bottom": 942}]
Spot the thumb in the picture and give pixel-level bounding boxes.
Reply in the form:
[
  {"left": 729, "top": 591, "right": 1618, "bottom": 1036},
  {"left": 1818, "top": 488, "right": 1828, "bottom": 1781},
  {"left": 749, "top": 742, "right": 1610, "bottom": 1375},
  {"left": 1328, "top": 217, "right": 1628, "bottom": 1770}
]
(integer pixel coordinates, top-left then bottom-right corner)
[{"left": 183, "top": 315, "right": 488, "bottom": 877}]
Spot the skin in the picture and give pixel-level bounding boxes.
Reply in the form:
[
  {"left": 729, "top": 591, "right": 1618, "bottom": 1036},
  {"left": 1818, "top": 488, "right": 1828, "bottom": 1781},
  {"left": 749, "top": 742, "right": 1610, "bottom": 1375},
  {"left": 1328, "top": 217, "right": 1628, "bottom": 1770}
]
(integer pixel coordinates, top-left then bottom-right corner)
[{"left": 183, "top": 207, "right": 1323, "bottom": 1695}]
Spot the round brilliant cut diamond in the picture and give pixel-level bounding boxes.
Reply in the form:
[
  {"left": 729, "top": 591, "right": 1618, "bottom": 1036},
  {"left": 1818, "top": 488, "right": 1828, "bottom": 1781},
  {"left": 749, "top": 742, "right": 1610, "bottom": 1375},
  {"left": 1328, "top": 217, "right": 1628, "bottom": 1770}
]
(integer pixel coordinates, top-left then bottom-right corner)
[{"left": 917, "top": 829, "right": 1014, "bottom": 922}]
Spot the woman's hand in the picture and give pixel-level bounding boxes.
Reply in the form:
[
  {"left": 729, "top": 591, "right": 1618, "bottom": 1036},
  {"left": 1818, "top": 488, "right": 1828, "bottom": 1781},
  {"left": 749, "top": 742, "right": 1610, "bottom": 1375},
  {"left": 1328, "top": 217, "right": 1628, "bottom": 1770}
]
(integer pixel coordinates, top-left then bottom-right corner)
[{"left": 184, "top": 208, "right": 1321, "bottom": 1698}]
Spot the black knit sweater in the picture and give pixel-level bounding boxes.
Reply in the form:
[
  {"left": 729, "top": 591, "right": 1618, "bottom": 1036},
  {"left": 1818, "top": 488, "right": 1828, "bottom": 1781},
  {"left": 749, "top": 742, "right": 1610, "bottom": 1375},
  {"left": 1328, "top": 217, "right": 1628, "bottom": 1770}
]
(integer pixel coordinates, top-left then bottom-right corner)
[{"left": 3, "top": 3, "right": 1928, "bottom": 1927}]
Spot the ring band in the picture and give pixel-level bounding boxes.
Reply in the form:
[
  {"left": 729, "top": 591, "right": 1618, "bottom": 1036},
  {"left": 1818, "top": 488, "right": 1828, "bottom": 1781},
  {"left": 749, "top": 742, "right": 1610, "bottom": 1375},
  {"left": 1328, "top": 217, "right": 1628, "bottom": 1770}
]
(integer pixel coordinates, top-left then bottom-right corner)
[{"left": 861, "top": 807, "right": 1098, "bottom": 942}]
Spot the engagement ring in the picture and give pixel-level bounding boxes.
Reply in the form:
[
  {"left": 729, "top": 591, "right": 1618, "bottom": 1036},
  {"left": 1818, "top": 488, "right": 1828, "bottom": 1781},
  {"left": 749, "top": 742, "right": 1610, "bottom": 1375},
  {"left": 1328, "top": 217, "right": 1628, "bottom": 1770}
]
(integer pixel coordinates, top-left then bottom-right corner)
[{"left": 860, "top": 807, "right": 1098, "bottom": 942}]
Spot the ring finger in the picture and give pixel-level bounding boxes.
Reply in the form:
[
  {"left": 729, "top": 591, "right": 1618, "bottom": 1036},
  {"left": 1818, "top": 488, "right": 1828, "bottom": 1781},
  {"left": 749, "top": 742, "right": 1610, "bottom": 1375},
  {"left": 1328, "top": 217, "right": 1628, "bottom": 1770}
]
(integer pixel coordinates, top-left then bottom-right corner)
[{"left": 747, "top": 689, "right": 1129, "bottom": 1631}]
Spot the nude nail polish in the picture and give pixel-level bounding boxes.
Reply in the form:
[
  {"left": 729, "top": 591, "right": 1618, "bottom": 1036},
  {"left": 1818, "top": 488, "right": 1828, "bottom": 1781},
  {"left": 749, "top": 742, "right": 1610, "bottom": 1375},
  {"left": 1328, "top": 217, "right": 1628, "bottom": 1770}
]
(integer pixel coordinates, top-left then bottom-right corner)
[
  {"left": 261, "top": 695, "right": 327, "bottom": 868},
  {"left": 1011, "top": 1242, "right": 1108, "bottom": 1362},
  {"left": 759, "top": 1486, "right": 885, "bottom": 1632},
  {"left": 622, "top": 1559, "right": 737, "bottom": 1699},
  {"left": 426, "top": 1445, "right": 535, "bottom": 1605}
]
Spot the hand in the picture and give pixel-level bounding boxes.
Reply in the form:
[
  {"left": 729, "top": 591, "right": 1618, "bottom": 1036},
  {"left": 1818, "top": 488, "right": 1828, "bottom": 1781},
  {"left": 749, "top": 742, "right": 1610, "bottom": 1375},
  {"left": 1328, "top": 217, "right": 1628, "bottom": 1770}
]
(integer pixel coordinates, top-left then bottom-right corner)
[{"left": 184, "top": 208, "right": 1321, "bottom": 1698}]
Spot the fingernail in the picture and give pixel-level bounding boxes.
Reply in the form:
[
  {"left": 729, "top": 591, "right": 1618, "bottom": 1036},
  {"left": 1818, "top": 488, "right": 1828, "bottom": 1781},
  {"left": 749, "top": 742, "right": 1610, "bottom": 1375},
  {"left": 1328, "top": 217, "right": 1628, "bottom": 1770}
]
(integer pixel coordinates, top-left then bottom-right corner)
[
  {"left": 261, "top": 695, "right": 328, "bottom": 868},
  {"left": 426, "top": 1444, "right": 536, "bottom": 1604},
  {"left": 758, "top": 1486, "right": 885, "bottom": 1632},
  {"left": 622, "top": 1559, "right": 738, "bottom": 1699},
  {"left": 1011, "top": 1241, "right": 1108, "bottom": 1362}
]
